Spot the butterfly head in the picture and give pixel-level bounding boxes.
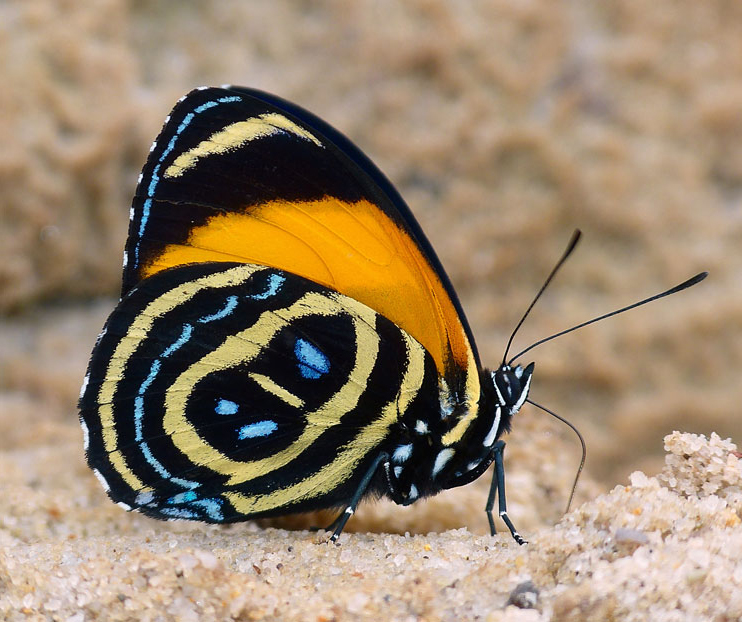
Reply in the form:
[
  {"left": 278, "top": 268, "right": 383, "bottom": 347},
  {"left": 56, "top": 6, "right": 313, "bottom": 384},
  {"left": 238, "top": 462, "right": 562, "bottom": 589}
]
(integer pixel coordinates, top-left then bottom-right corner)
[
  {"left": 491, "top": 361, "right": 534, "bottom": 417},
  {"left": 422, "top": 362, "right": 535, "bottom": 494}
]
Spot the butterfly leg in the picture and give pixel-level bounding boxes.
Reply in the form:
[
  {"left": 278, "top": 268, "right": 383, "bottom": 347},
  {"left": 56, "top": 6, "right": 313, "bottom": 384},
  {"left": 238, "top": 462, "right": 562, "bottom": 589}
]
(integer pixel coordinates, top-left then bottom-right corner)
[
  {"left": 486, "top": 440, "right": 527, "bottom": 545},
  {"left": 327, "top": 452, "right": 389, "bottom": 543}
]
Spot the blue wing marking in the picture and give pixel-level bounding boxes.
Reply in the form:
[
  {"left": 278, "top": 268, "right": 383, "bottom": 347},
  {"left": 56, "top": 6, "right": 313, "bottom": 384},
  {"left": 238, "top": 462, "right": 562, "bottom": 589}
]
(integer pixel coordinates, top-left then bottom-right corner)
[
  {"left": 294, "top": 338, "right": 330, "bottom": 379},
  {"left": 238, "top": 420, "right": 278, "bottom": 440},
  {"left": 198, "top": 295, "right": 238, "bottom": 323},
  {"left": 215, "top": 399, "right": 239, "bottom": 415},
  {"left": 249, "top": 273, "right": 286, "bottom": 300},
  {"left": 132, "top": 95, "right": 242, "bottom": 268},
  {"left": 162, "top": 323, "right": 193, "bottom": 357}
]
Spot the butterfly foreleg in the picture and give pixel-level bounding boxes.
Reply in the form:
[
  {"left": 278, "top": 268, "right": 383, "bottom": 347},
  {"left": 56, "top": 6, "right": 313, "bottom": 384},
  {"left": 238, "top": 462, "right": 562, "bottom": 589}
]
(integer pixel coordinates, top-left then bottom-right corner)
[
  {"left": 327, "top": 451, "right": 390, "bottom": 543},
  {"left": 486, "top": 440, "right": 527, "bottom": 545}
]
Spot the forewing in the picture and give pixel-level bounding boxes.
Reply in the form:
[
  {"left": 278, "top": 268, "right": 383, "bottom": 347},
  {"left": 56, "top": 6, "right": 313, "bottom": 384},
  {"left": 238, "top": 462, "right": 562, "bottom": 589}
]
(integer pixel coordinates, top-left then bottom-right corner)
[{"left": 125, "top": 86, "right": 480, "bottom": 386}]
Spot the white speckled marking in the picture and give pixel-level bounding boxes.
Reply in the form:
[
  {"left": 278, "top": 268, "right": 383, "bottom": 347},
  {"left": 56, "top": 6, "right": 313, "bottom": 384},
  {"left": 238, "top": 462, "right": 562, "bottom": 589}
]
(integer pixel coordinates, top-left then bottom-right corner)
[
  {"left": 483, "top": 407, "right": 502, "bottom": 448},
  {"left": 93, "top": 469, "right": 111, "bottom": 492},
  {"left": 79, "top": 374, "right": 89, "bottom": 400},
  {"left": 392, "top": 444, "right": 413, "bottom": 463},
  {"left": 415, "top": 420, "right": 428, "bottom": 435},
  {"left": 432, "top": 448, "right": 455, "bottom": 478},
  {"left": 80, "top": 419, "right": 90, "bottom": 451}
]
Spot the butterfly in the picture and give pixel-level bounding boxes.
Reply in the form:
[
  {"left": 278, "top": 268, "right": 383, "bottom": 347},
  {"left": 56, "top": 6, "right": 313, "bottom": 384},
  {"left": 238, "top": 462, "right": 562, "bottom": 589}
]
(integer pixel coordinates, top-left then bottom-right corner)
[{"left": 79, "top": 86, "right": 706, "bottom": 544}]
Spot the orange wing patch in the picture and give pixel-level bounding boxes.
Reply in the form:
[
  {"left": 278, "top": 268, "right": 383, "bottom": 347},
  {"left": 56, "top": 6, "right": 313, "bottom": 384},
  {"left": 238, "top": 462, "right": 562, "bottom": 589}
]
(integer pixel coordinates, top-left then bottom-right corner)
[{"left": 142, "top": 197, "right": 471, "bottom": 376}]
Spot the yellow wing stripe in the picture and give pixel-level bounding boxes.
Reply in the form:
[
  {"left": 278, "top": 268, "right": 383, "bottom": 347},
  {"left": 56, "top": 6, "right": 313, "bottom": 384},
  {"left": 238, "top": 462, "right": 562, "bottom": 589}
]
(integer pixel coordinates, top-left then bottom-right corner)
[
  {"left": 164, "top": 113, "right": 322, "bottom": 179},
  {"left": 442, "top": 346, "right": 480, "bottom": 445},
  {"left": 97, "top": 264, "right": 263, "bottom": 492},
  {"left": 224, "top": 329, "right": 427, "bottom": 514},
  {"left": 162, "top": 291, "right": 380, "bottom": 486},
  {"left": 248, "top": 373, "right": 305, "bottom": 409},
  {"left": 143, "top": 197, "right": 475, "bottom": 385}
]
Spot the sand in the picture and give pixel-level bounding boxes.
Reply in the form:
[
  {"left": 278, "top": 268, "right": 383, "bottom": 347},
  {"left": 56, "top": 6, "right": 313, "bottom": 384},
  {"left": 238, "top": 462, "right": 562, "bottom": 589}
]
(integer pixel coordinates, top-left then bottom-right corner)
[{"left": 1, "top": 429, "right": 740, "bottom": 621}]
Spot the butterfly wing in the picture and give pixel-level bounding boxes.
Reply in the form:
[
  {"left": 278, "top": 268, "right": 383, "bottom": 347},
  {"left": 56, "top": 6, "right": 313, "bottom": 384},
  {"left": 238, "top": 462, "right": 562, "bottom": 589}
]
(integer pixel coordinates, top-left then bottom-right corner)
[
  {"left": 80, "top": 262, "right": 440, "bottom": 520},
  {"left": 125, "top": 86, "right": 480, "bottom": 406}
]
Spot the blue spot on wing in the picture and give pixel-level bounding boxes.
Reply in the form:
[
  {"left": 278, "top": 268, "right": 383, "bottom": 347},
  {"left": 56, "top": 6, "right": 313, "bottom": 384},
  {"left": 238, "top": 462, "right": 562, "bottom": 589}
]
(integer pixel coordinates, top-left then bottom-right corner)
[
  {"left": 190, "top": 498, "right": 224, "bottom": 521},
  {"left": 215, "top": 399, "right": 239, "bottom": 415},
  {"left": 152, "top": 491, "right": 225, "bottom": 522},
  {"left": 249, "top": 273, "right": 285, "bottom": 300},
  {"left": 198, "top": 295, "right": 238, "bottom": 323},
  {"left": 160, "top": 507, "right": 199, "bottom": 519},
  {"left": 170, "top": 477, "right": 200, "bottom": 490},
  {"left": 238, "top": 420, "right": 278, "bottom": 440},
  {"left": 140, "top": 442, "right": 171, "bottom": 479},
  {"left": 168, "top": 491, "right": 197, "bottom": 504},
  {"left": 135, "top": 359, "right": 161, "bottom": 441},
  {"left": 162, "top": 323, "right": 193, "bottom": 357},
  {"left": 294, "top": 338, "right": 330, "bottom": 380}
]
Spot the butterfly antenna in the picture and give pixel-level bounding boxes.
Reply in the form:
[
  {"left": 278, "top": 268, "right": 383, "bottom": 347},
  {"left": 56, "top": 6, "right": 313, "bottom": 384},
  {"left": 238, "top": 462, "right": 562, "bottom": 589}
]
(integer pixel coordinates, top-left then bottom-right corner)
[
  {"left": 502, "top": 229, "right": 582, "bottom": 365},
  {"left": 527, "top": 398, "right": 585, "bottom": 514},
  {"left": 507, "top": 271, "right": 708, "bottom": 365}
]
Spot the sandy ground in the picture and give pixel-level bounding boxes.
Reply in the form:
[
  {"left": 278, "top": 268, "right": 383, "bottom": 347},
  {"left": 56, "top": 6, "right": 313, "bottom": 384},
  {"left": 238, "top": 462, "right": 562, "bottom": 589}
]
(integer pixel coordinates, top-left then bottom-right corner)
[
  {"left": 1, "top": 1, "right": 741, "bottom": 620},
  {"left": 1, "top": 422, "right": 740, "bottom": 620}
]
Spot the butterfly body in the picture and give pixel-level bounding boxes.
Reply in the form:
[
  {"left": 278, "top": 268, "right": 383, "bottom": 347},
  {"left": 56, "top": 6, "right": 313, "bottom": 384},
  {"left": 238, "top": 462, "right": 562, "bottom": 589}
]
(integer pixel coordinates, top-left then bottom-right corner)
[{"left": 80, "top": 86, "right": 534, "bottom": 539}]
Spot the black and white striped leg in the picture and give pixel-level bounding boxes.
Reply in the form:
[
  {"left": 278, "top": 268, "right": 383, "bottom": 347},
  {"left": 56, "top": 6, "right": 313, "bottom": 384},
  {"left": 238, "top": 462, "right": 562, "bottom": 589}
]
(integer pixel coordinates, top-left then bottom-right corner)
[
  {"left": 328, "top": 452, "right": 389, "bottom": 543},
  {"left": 486, "top": 440, "right": 527, "bottom": 545}
]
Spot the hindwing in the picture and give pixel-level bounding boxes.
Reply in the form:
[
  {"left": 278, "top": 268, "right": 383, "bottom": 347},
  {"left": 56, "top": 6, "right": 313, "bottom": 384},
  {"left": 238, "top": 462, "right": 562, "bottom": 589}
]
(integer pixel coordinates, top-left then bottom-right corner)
[{"left": 79, "top": 262, "right": 440, "bottom": 521}]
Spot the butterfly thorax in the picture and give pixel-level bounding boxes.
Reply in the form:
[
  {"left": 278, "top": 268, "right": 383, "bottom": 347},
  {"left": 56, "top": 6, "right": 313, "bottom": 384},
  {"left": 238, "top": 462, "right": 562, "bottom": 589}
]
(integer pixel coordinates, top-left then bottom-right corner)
[{"left": 383, "top": 362, "right": 534, "bottom": 504}]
